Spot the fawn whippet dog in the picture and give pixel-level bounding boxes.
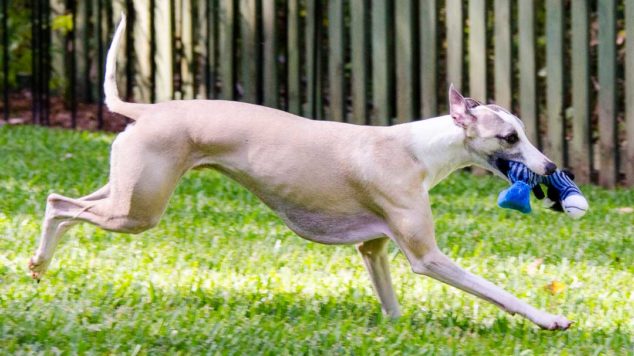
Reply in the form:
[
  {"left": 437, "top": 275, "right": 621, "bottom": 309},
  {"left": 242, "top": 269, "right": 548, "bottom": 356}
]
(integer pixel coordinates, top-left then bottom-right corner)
[{"left": 29, "top": 15, "right": 570, "bottom": 330}]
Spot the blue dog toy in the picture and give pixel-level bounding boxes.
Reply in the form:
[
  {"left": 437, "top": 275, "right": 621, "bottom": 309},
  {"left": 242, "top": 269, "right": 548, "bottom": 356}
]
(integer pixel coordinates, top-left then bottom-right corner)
[{"left": 497, "top": 161, "right": 588, "bottom": 219}]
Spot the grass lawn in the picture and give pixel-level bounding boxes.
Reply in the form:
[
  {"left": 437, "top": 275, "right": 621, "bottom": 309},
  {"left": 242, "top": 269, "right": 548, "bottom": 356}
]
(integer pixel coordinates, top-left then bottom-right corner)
[{"left": 1, "top": 125, "right": 633, "bottom": 354}]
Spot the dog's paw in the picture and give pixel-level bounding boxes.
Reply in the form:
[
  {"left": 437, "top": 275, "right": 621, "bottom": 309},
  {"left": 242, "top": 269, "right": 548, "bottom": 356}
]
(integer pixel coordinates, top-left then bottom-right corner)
[
  {"left": 28, "top": 256, "right": 50, "bottom": 281},
  {"left": 539, "top": 315, "right": 572, "bottom": 331}
]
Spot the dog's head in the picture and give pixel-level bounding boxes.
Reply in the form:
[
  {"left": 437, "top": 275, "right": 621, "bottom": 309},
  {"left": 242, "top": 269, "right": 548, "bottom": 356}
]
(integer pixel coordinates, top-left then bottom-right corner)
[{"left": 448, "top": 85, "right": 556, "bottom": 177}]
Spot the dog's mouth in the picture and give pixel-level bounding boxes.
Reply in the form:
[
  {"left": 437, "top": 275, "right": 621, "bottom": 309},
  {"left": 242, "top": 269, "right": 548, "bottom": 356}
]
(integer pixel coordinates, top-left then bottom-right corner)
[{"left": 490, "top": 157, "right": 511, "bottom": 176}]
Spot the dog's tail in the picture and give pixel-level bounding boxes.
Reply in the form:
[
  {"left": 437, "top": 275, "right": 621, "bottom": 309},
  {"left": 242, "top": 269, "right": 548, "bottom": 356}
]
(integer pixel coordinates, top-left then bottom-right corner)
[{"left": 104, "top": 14, "right": 149, "bottom": 120}]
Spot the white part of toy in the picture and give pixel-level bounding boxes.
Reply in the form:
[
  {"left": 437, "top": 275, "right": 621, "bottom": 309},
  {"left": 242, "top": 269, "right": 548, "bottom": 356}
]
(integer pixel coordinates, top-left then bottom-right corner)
[{"left": 562, "top": 194, "right": 589, "bottom": 219}]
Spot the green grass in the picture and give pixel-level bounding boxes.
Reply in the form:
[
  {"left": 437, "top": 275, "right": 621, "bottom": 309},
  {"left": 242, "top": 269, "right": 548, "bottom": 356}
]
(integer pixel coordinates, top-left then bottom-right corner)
[{"left": 1, "top": 125, "right": 633, "bottom": 354}]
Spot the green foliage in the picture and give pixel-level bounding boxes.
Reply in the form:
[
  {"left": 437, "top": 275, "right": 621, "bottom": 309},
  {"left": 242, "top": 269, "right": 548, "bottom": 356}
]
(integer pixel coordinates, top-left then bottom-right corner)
[
  {"left": 0, "top": 126, "right": 632, "bottom": 354},
  {"left": 51, "top": 14, "right": 73, "bottom": 35},
  {"left": 1, "top": 2, "right": 32, "bottom": 89}
]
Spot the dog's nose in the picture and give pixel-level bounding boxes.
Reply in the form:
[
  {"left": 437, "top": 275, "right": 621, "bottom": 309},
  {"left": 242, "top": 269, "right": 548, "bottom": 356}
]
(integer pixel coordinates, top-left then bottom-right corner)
[{"left": 544, "top": 162, "right": 557, "bottom": 175}]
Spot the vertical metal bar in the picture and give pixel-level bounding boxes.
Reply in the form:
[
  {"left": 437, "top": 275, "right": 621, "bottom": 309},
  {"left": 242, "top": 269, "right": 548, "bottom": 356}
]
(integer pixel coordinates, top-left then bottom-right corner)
[
  {"left": 84, "top": 0, "right": 92, "bottom": 103},
  {"left": 32, "top": 0, "right": 39, "bottom": 124},
  {"left": 304, "top": 0, "right": 316, "bottom": 118},
  {"left": 43, "top": 0, "right": 50, "bottom": 125},
  {"left": 420, "top": 0, "right": 436, "bottom": 118},
  {"left": 150, "top": 0, "right": 156, "bottom": 102},
  {"left": 125, "top": 0, "right": 134, "bottom": 100},
  {"left": 546, "top": 0, "right": 564, "bottom": 165},
  {"left": 598, "top": 0, "right": 617, "bottom": 188},
  {"left": 2, "top": 0, "right": 8, "bottom": 122},
  {"left": 627, "top": 0, "right": 634, "bottom": 186},
  {"left": 314, "top": 0, "right": 323, "bottom": 120},
  {"left": 519, "top": 0, "right": 537, "bottom": 145},
  {"left": 70, "top": 0, "right": 77, "bottom": 128},
  {"left": 192, "top": 0, "right": 202, "bottom": 98},
  {"left": 97, "top": 0, "right": 104, "bottom": 129},
  {"left": 571, "top": 0, "right": 590, "bottom": 183},
  {"left": 205, "top": 0, "right": 215, "bottom": 99}
]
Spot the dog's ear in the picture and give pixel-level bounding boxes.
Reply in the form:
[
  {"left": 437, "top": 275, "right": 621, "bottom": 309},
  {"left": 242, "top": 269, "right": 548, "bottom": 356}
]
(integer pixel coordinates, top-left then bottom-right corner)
[
  {"left": 448, "top": 84, "right": 476, "bottom": 129},
  {"left": 465, "top": 97, "right": 482, "bottom": 109}
]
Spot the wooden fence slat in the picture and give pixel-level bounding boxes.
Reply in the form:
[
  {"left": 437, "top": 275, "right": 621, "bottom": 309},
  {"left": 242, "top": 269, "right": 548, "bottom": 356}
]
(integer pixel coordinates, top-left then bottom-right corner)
[
  {"left": 181, "top": 0, "right": 194, "bottom": 99},
  {"left": 75, "top": 0, "right": 88, "bottom": 101},
  {"left": 219, "top": 0, "right": 234, "bottom": 100},
  {"left": 371, "top": 0, "right": 391, "bottom": 125},
  {"left": 287, "top": 0, "right": 300, "bottom": 113},
  {"left": 304, "top": 0, "right": 316, "bottom": 118},
  {"left": 154, "top": 0, "right": 173, "bottom": 102},
  {"left": 328, "top": 0, "right": 344, "bottom": 122},
  {"left": 420, "top": 0, "right": 436, "bottom": 118},
  {"left": 395, "top": 0, "right": 413, "bottom": 123},
  {"left": 571, "top": 0, "right": 591, "bottom": 183},
  {"left": 468, "top": 0, "right": 486, "bottom": 103},
  {"left": 240, "top": 0, "right": 257, "bottom": 103},
  {"left": 262, "top": 0, "right": 277, "bottom": 108},
  {"left": 494, "top": 0, "right": 511, "bottom": 108},
  {"left": 598, "top": 0, "right": 617, "bottom": 188},
  {"left": 518, "top": 0, "right": 537, "bottom": 144},
  {"left": 11, "top": 0, "right": 634, "bottom": 188},
  {"left": 193, "top": 0, "right": 207, "bottom": 98},
  {"left": 173, "top": 0, "right": 182, "bottom": 99},
  {"left": 627, "top": 0, "right": 634, "bottom": 186},
  {"left": 546, "top": 0, "right": 564, "bottom": 165},
  {"left": 350, "top": 0, "right": 367, "bottom": 125},
  {"left": 446, "top": 0, "right": 462, "bottom": 91}
]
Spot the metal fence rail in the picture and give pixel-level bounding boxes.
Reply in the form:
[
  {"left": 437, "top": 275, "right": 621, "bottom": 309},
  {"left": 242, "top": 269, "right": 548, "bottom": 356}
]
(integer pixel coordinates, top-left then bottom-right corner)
[{"left": 1, "top": 0, "right": 633, "bottom": 188}]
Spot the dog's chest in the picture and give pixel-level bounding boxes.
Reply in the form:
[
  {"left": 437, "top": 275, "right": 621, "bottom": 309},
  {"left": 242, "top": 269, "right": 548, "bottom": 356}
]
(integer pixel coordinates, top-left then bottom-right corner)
[{"left": 274, "top": 207, "right": 388, "bottom": 244}]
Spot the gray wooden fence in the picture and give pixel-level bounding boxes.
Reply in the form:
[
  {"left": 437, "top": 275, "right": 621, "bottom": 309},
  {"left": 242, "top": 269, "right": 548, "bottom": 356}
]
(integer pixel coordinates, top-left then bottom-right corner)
[{"left": 1, "top": 0, "right": 634, "bottom": 188}]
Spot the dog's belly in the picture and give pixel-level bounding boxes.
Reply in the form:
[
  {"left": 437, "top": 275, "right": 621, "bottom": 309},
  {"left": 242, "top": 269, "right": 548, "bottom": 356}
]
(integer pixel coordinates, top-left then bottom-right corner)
[
  {"left": 208, "top": 165, "right": 388, "bottom": 244},
  {"left": 274, "top": 207, "right": 389, "bottom": 244}
]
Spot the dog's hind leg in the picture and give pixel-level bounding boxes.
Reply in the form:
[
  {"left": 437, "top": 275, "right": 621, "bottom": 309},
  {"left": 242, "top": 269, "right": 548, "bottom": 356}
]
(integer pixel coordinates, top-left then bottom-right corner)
[
  {"left": 28, "top": 183, "right": 112, "bottom": 278},
  {"left": 30, "top": 130, "right": 187, "bottom": 280},
  {"left": 78, "top": 183, "right": 110, "bottom": 201},
  {"left": 357, "top": 237, "right": 401, "bottom": 318}
]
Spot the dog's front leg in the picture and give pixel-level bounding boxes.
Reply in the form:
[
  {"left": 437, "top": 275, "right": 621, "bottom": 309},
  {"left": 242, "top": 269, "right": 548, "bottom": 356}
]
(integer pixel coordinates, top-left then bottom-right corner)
[{"left": 387, "top": 190, "right": 571, "bottom": 330}]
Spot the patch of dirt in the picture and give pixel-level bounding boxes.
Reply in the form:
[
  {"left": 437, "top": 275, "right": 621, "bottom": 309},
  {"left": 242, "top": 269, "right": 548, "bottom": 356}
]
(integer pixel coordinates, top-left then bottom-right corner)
[{"left": 0, "top": 92, "right": 129, "bottom": 132}]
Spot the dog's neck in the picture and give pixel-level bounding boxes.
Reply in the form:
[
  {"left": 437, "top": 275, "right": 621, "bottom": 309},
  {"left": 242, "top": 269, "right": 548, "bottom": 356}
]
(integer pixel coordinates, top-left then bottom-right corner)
[{"left": 405, "top": 115, "right": 480, "bottom": 190}]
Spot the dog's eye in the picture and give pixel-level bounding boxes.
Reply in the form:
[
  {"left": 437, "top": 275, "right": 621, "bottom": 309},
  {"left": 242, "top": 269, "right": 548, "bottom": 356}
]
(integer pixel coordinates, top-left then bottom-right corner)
[
  {"left": 498, "top": 133, "right": 519, "bottom": 145},
  {"left": 504, "top": 133, "right": 519, "bottom": 144}
]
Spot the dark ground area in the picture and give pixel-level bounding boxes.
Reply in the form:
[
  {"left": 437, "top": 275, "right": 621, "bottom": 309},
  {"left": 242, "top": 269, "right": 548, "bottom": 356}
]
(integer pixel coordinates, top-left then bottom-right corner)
[{"left": 1, "top": 92, "right": 129, "bottom": 132}]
